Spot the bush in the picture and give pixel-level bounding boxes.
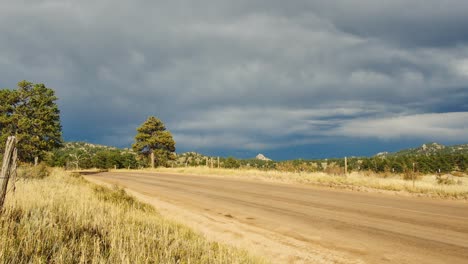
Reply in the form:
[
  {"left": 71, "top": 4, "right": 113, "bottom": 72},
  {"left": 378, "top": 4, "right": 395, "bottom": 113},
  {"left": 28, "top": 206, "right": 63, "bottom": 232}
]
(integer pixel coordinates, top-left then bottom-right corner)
[
  {"left": 224, "top": 157, "right": 240, "bottom": 169},
  {"left": 452, "top": 171, "right": 466, "bottom": 177},
  {"left": 33, "top": 163, "right": 50, "bottom": 179},
  {"left": 436, "top": 174, "right": 455, "bottom": 185},
  {"left": 402, "top": 170, "right": 421, "bottom": 181},
  {"left": 17, "top": 163, "right": 50, "bottom": 179}
]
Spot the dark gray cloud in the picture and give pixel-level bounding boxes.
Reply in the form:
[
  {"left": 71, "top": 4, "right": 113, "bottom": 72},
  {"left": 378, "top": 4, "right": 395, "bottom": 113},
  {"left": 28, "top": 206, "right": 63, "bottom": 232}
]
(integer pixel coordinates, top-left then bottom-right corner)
[{"left": 1, "top": 0, "right": 467, "bottom": 157}]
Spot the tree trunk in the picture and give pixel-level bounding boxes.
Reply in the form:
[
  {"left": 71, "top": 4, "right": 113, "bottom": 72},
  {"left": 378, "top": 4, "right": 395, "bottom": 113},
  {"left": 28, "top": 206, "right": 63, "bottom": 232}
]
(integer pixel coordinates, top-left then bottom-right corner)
[
  {"left": 34, "top": 156, "right": 39, "bottom": 166},
  {"left": 0, "top": 136, "right": 17, "bottom": 211},
  {"left": 151, "top": 151, "right": 155, "bottom": 169}
]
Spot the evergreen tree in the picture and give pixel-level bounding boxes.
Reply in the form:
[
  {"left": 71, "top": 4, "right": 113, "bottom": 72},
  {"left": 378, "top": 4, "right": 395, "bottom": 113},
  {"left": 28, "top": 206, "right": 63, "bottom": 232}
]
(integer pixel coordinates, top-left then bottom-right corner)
[
  {"left": 132, "top": 116, "right": 176, "bottom": 168},
  {"left": 224, "top": 157, "right": 240, "bottom": 169},
  {"left": 0, "top": 81, "right": 62, "bottom": 163}
]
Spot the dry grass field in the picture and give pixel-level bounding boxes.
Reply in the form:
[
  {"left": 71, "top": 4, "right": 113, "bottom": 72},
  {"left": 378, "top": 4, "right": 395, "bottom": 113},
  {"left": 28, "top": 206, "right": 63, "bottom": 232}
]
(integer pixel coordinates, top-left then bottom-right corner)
[
  {"left": 0, "top": 168, "right": 264, "bottom": 264},
  {"left": 120, "top": 167, "right": 468, "bottom": 199}
]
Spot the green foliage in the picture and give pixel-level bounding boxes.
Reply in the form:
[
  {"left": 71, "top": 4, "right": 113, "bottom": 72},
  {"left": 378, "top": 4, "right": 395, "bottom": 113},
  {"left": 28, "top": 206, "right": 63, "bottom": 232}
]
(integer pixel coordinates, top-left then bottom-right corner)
[
  {"left": 46, "top": 142, "right": 139, "bottom": 169},
  {"left": 170, "top": 147, "right": 467, "bottom": 177},
  {"left": 276, "top": 160, "right": 321, "bottom": 173},
  {"left": 0, "top": 81, "right": 62, "bottom": 162},
  {"left": 47, "top": 140, "right": 468, "bottom": 176},
  {"left": 224, "top": 157, "right": 240, "bottom": 168},
  {"left": 132, "top": 116, "right": 176, "bottom": 167},
  {"left": 239, "top": 159, "right": 276, "bottom": 170},
  {"left": 393, "top": 142, "right": 468, "bottom": 156}
]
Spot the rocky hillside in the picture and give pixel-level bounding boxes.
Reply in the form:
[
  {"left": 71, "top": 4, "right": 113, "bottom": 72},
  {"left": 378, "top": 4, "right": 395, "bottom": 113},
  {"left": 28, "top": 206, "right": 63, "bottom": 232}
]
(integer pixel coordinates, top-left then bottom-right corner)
[
  {"left": 174, "top": 152, "right": 209, "bottom": 166},
  {"left": 377, "top": 142, "right": 468, "bottom": 157},
  {"left": 255, "top": 153, "right": 271, "bottom": 161},
  {"left": 62, "top": 141, "right": 135, "bottom": 152}
]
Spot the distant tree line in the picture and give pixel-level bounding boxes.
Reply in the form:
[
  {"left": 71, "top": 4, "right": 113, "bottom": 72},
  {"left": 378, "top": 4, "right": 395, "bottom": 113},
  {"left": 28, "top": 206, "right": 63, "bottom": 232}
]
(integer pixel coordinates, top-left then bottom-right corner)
[
  {"left": 354, "top": 154, "right": 467, "bottom": 174},
  {"left": 272, "top": 154, "right": 467, "bottom": 174},
  {"left": 171, "top": 153, "right": 467, "bottom": 174},
  {"left": 44, "top": 116, "right": 178, "bottom": 170},
  {"left": 45, "top": 143, "right": 141, "bottom": 169}
]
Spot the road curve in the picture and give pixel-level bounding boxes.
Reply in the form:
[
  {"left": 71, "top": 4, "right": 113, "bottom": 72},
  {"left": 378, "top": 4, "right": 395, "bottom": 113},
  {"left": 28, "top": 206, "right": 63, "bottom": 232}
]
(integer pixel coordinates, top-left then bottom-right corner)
[{"left": 88, "top": 172, "right": 468, "bottom": 264}]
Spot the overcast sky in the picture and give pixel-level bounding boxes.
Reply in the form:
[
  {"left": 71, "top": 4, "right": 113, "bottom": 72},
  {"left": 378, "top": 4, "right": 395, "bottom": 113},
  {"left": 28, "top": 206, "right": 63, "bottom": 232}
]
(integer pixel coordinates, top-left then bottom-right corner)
[{"left": 1, "top": 0, "right": 468, "bottom": 159}]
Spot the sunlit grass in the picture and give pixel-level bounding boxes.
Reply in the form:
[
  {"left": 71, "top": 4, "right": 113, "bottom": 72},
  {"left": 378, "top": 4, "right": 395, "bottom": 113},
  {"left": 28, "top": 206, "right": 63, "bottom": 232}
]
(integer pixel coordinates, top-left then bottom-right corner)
[
  {"left": 119, "top": 167, "right": 468, "bottom": 199},
  {"left": 0, "top": 168, "right": 265, "bottom": 263}
]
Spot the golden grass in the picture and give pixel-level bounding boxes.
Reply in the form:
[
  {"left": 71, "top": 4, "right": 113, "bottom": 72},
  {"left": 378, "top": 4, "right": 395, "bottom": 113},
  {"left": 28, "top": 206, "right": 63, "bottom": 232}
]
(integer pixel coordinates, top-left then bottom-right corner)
[
  {"left": 120, "top": 167, "right": 468, "bottom": 200},
  {"left": 0, "top": 168, "right": 265, "bottom": 264}
]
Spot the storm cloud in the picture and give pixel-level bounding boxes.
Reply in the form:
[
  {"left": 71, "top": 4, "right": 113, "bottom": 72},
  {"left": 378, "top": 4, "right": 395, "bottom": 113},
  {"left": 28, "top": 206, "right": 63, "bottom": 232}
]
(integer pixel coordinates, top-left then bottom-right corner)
[{"left": 1, "top": 0, "right": 467, "bottom": 158}]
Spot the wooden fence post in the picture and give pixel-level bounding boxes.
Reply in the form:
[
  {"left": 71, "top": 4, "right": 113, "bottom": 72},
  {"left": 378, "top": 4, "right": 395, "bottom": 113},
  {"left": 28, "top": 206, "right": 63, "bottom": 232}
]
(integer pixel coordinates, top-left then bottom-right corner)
[
  {"left": 9, "top": 148, "right": 18, "bottom": 193},
  {"left": 0, "top": 136, "right": 17, "bottom": 211},
  {"left": 344, "top": 157, "right": 348, "bottom": 175}
]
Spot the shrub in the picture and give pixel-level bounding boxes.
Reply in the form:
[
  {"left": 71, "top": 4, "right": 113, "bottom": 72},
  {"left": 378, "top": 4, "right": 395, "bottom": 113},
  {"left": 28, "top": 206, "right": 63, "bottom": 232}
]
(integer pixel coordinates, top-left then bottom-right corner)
[
  {"left": 17, "top": 163, "right": 50, "bottom": 179},
  {"left": 436, "top": 174, "right": 455, "bottom": 185},
  {"left": 452, "top": 171, "right": 466, "bottom": 177},
  {"left": 224, "top": 157, "right": 240, "bottom": 169},
  {"left": 402, "top": 170, "right": 421, "bottom": 181}
]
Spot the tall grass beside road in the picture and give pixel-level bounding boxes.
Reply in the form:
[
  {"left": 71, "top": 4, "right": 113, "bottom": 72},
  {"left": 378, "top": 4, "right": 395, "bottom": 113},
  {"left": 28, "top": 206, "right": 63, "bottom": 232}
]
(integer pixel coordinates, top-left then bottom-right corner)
[{"left": 0, "top": 168, "right": 264, "bottom": 264}]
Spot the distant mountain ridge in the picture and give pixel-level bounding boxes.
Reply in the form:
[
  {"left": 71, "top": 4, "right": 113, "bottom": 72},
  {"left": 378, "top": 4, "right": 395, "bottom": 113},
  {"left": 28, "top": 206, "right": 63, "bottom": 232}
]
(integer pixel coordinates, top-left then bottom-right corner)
[
  {"left": 376, "top": 142, "right": 468, "bottom": 157},
  {"left": 63, "top": 141, "right": 118, "bottom": 150},
  {"left": 61, "top": 142, "right": 134, "bottom": 154}
]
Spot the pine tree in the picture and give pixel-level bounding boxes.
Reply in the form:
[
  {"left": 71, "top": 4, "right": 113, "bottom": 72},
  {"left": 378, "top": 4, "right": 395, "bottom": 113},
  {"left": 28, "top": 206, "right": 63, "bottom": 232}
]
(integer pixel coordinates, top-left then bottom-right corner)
[
  {"left": 132, "top": 116, "right": 176, "bottom": 168},
  {"left": 0, "top": 81, "right": 62, "bottom": 163}
]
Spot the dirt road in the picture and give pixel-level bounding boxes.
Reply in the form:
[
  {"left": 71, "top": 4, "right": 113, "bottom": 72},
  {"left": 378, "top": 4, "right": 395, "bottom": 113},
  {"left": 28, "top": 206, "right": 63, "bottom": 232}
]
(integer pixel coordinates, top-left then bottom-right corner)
[{"left": 87, "top": 172, "right": 468, "bottom": 263}]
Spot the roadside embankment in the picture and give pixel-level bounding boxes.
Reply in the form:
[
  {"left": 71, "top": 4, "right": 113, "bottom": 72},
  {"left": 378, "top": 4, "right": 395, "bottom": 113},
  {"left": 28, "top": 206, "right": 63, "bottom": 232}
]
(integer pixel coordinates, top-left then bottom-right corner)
[{"left": 0, "top": 168, "right": 264, "bottom": 263}]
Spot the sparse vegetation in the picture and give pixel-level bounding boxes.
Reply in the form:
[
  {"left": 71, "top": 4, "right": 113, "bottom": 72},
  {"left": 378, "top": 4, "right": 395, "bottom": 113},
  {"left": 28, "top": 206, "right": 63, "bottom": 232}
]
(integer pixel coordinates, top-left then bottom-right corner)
[
  {"left": 133, "top": 167, "right": 468, "bottom": 199},
  {"left": 17, "top": 163, "right": 50, "bottom": 180},
  {"left": 0, "top": 168, "right": 264, "bottom": 263},
  {"left": 436, "top": 174, "right": 456, "bottom": 185}
]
